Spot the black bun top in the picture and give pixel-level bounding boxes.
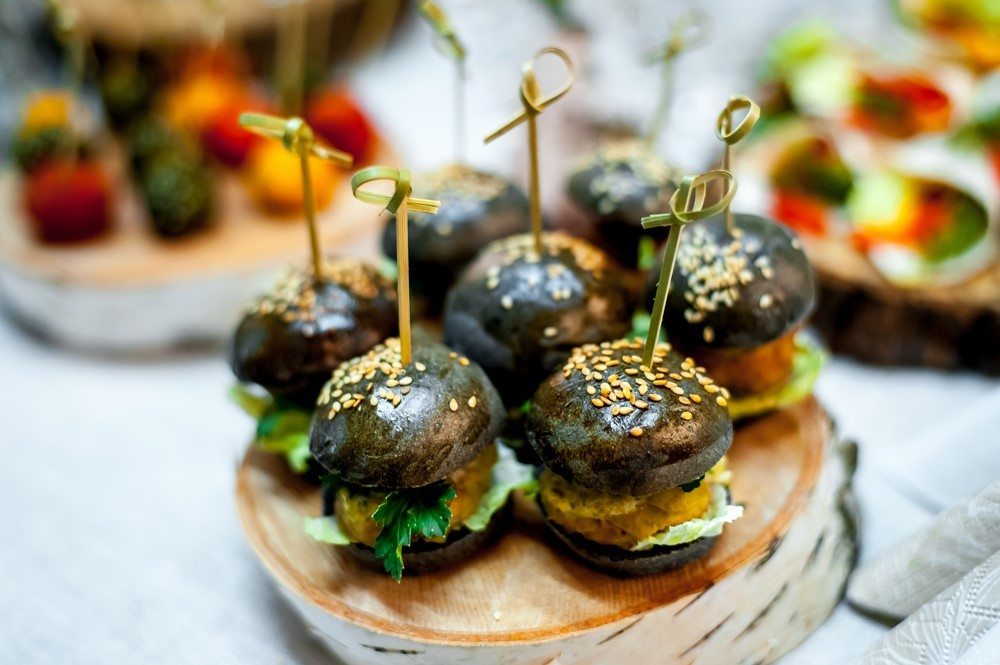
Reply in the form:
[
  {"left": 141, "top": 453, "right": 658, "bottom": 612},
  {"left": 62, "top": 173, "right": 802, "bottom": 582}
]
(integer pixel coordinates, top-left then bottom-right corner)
[
  {"left": 310, "top": 340, "right": 505, "bottom": 489},
  {"left": 382, "top": 164, "right": 529, "bottom": 273},
  {"left": 527, "top": 338, "right": 733, "bottom": 496},
  {"left": 661, "top": 213, "right": 815, "bottom": 350},
  {"left": 443, "top": 232, "right": 632, "bottom": 406},
  {"left": 567, "top": 138, "right": 679, "bottom": 226},
  {"left": 229, "top": 260, "right": 396, "bottom": 405}
]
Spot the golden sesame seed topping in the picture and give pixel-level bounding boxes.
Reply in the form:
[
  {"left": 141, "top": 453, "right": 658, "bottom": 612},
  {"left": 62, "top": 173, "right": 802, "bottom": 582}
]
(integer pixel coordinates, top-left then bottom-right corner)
[
  {"left": 543, "top": 326, "right": 558, "bottom": 338},
  {"left": 681, "top": 411, "right": 693, "bottom": 420},
  {"left": 629, "top": 427, "right": 644, "bottom": 437},
  {"left": 691, "top": 394, "right": 702, "bottom": 403},
  {"left": 450, "top": 399, "right": 459, "bottom": 411},
  {"left": 591, "top": 398, "right": 605, "bottom": 408},
  {"left": 468, "top": 396, "right": 477, "bottom": 408},
  {"left": 716, "top": 396, "right": 728, "bottom": 407},
  {"left": 459, "top": 357, "right": 470, "bottom": 366}
]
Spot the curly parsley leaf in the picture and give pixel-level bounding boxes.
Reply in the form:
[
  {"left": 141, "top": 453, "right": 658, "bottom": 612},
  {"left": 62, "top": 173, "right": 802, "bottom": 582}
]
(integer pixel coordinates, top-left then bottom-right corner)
[{"left": 372, "top": 481, "right": 456, "bottom": 581}]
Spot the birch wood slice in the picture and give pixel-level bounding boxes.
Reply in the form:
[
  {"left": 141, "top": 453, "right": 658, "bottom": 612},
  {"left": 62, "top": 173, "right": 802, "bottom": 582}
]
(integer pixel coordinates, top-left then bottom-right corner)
[
  {"left": 235, "top": 396, "right": 857, "bottom": 665},
  {"left": 802, "top": 236, "right": 1000, "bottom": 375},
  {"left": 0, "top": 140, "right": 394, "bottom": 353}
]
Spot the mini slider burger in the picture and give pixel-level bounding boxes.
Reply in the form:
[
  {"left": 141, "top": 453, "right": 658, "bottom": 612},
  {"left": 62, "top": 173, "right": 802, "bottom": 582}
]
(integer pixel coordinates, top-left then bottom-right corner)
[
  {"left": 444, "top": 48, "right": 631, "bottom": 412},
  {"left": 445, "top": 232, "right": 632, "bottom": 408},
  {"left": 567, "top": 138, "right": 678, "bottom": 267},
  {"left": 528, "top": 171, "right": 742, "bottom": 576},
  {"left": 229, "top": 114, "right": 396, "bottom": 476},
  {"left": 527, "top": 338, "right": 740, "bottom": 575},
  {"left": 382, "top": 2, "right": 530, "bottom": 313},
  {"left": 305, "top": 166, "right": 533, "bottom": 580},
  {"left": 656, "top": 97, "right": 821, "bottom": 419},
  {"left": 566, "top": 14, "right": 703, "bottom": 268},
  {"left": 382, "top": 164, "right": 529, "bottom": 312},
  {"left": 305, "top": 338, "right": 534, "bottom": 579}
]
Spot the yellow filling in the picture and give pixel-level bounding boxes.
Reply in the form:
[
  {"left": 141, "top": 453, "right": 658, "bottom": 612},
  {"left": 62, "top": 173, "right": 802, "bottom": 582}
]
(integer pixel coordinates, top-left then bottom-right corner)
[
  {"left": 539, "top": 459, "right": 728, "bottom": 550},
  {"left": 335, "top": 444, "right": 498, "bottom": 547}
]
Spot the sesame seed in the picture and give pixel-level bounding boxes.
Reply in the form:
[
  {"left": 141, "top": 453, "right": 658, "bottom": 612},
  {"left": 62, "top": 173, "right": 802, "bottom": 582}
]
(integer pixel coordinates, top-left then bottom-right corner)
[
  {"left": 468, "top": 396, "right": 477, "bottom": 408},
  {"left": 501, "top": 295, "right": 513, "bottom": 310},
  {"left": 679, "top": 396, "right": 691, "bottom": 405},
  {"left": 450, "top": 399, "right": 458, "bottom": 411},
  {"left": 691, "top": 394, "right": 702, "bottom": 403},
  {"left": 415, "top": 362, "right": 426, "bottom": 371},
  {"left": 681, "top": 411, "right": 693, "bottom": 420},
  {"left": 629, "top": 427, "right": 643, "bottom": 437},
  {"left": 459, "top": 357, "right": 470, "bottom": 366},
  {"left": 544, "top": 327, "right": 558, "bottom": 338},
  {"left": 586, "top": 385, "right": 596, "bottom": 395},
  {"left": 635, "top": 400, "right": 648, "bottom": 410},
  {"left": 716, "top": 396, "right": 728, "bottom": 407},
  {"left": 591, "top": 398, "right": 605, "bottom": 408},
  {"left": 399, "top": 377, "right": 413, "bottom": 385},
  {"left": 370, "top": 396, "right": 378, "bottom": 406},
  {"left": 648, "top": 394, "right": 662, "bottom": 402},
  {"left": 759, "top": 294, "right": 774, "bottom": 309}
]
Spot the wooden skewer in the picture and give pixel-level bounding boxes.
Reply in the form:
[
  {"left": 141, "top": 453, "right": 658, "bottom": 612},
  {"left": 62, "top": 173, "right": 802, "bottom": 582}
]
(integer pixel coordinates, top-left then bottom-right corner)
[
  {"left": 714, "top": 95, "right": 760, "bottom": 234},
  {"left": 485, "top": 47, "right": 574, "bottom": 254},
  {"left": 640, "top": 169, "right": 738, "bottom": 366},
  {"left": 239, "top": 113, "right": 354, "bottom": 282},
  {"left": 351, "top": 166, "right": 441, "bottom": 365}
]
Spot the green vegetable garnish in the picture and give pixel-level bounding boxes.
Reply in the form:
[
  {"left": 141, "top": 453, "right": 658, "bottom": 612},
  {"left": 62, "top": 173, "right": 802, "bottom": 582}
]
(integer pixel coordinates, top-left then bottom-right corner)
[
  {"left": 372, "top": 481, "right": 457, "bottom": 581},
  {"left": 230, "top": 385, "right": 313, "bottom": 474}
]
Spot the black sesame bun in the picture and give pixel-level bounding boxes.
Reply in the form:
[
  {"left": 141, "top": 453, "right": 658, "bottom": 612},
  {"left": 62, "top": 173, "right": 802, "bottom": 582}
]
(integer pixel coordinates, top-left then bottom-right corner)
[
  {"left": 526, "top": 339, "right": 733, "bottom": 496},
  {"left": 443, "top": 232, "right": 632, "bottom": 408},
  {"left": 540, "top": 499, "right": 720, "bottom": 577},
  {"left": 382, "top": 164, "right": 530, "bottom": 311},
  {"left": 654, "top": 213, "right": 815, "bottom": 350},
  {"left": 229, "top": 260, "right": 397, "bottom": 406},
  {"left": 567, "top": 138, "right": 679, "bottom": 267},
  {"left": 310, "top": 339, "right": 504, "bottom": 489}
]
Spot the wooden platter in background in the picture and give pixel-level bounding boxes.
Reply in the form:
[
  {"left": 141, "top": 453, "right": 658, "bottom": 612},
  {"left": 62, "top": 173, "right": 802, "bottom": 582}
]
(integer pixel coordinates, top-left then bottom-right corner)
[
  {"left": 0, "top": 140, "right": 395, "bottom": 353},
  {"left": 235, "top": 397, "right": 857, "bottom": 665},
  {"left": 803, "top": 236, "right": 1000, "bottom": 375},
  {"left": 63, "top": 0, "right": 347, "bottom": 48}
]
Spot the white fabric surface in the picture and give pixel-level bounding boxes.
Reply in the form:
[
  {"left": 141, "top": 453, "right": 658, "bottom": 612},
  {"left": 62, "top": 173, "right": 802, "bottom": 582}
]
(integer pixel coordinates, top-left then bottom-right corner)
[{"left": 3, "top": 1, "right": 1000, "bottom": 663}]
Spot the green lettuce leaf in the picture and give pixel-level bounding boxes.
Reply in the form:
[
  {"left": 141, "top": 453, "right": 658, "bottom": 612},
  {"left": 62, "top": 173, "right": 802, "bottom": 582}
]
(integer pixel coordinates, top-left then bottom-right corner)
[
  {"left": 632, "top": 482, "right": 743, "bottom": 551},
  {"left": 230, "top": 385, "right": 313, "bottom": 474},
  {"left": 727, "top": 333, "right": 826, "bottom": 421},
  {"left": 303, "top": 516, "right": 352, "bottom": 545},
  {"left": 372, "top": 482, "right": 457, "bottom": 581},
  {"left": 462, "top": 445, "right": 537, "bottom": 531}
]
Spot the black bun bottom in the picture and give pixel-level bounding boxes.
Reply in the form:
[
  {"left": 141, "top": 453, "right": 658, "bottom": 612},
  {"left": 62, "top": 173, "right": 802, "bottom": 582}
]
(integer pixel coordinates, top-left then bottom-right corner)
[
  {"left": 342, "top": 502, "right": 511, "bottom": 576},
  {"left": 539, "top": 499, "right": 720, "bottom": 577}
]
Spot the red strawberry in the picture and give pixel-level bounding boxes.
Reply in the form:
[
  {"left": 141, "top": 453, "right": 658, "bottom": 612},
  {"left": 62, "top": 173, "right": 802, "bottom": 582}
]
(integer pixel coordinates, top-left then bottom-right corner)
[
  {"left": 24, "top": 160, "right": 112, "bottom": 244},
  {"left": 305, "top": 89, "right": 375, "bottom": 164},
  {"left": 202, "top": 97, "right": 269, "bottom": 167}
]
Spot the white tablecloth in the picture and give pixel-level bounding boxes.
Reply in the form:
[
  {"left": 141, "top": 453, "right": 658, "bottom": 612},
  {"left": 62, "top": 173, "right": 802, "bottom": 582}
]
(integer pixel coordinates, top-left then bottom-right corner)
[{"left": 3, "top": 1, "right": 1000, "bottom": 662}]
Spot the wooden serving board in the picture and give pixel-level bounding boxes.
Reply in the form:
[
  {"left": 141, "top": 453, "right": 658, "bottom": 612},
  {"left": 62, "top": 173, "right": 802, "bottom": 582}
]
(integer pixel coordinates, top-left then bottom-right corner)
[
  {"left": 803, "top": 236, "right": 1000, "bottom": 375},
  {"left": 0, "top": 140, "right": 394, "bottom": 352},
  {"left": 235, "top": 397, "right": 857, "bottom": 665}
]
